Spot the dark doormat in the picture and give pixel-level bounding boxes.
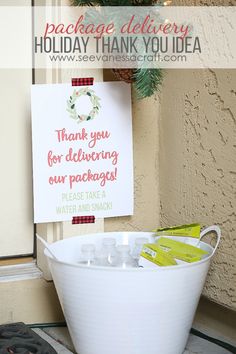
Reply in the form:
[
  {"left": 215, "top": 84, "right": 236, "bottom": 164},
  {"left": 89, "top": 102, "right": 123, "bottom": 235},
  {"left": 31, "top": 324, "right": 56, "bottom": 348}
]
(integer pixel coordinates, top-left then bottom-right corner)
[{"left": 0, "top": 322, "right": 57, "bottom": 354}]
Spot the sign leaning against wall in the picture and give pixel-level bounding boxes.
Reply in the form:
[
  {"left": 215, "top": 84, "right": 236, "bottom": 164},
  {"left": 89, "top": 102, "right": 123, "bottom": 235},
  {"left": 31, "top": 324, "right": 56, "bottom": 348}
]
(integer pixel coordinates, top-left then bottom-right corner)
[{"left": 31, "top": 81, "right": 133, "bottom": 223}]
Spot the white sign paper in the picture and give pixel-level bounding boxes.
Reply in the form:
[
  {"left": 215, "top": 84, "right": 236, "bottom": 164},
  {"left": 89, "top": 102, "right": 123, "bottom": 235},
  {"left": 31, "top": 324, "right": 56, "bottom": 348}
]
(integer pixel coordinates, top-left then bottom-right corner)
[{"left": 31, "top": 82, "right": 133, "bottom": 223}]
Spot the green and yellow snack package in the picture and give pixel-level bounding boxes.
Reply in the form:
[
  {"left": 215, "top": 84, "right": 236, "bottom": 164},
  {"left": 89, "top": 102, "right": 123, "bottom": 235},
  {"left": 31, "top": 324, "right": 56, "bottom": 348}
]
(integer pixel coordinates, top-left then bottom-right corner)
[
  {"left": 156, "top": 237, "right": 208, "bottom": 263},
  {"left": 140, "top": 244, "right": 177, "bottom": 267},
  {"left": 154, "top": 223, "right": 201, "bottom": 239}
]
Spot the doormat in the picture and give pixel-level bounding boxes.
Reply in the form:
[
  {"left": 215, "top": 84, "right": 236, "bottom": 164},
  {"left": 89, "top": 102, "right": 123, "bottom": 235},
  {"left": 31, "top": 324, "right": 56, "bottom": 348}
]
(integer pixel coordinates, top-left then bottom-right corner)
[{"left": 0, "top": 322, "right": 57, "bottom": 354}]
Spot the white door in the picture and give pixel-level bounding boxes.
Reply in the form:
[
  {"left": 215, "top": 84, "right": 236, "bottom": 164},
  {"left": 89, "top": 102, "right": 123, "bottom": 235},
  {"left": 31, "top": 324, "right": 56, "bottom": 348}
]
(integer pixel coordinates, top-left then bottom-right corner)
[
  {"left": 0, "top": 0, "right": 34, "bottom": 257},
  {"left": 0, "top": 68, "right": 34, "bottom": 257}
]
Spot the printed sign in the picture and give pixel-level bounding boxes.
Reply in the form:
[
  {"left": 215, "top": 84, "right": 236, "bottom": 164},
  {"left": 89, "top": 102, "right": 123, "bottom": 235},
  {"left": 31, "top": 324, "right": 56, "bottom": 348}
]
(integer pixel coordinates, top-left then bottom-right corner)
[{"left": 31, "top": 82, "right": 133, "bottom": 223}]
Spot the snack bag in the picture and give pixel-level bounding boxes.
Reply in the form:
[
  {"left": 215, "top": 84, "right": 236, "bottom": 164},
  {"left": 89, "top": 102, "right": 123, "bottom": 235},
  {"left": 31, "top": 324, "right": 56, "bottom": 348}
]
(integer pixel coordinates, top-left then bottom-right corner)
[
  {"left": 139, "top": 244, "right": 177, "bottom": 268},
  {"left": 154, "top": 223, "right": 201, "bottom": 239},
  {"left": 156, "top": 237, "right": 208, "bottom": 263}
]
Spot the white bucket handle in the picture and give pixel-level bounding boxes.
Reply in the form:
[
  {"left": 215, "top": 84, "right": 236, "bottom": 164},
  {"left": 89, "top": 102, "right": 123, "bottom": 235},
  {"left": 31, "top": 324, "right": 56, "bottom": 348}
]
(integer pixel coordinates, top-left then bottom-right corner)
[{"left": 199, "top": 225, "right": 221, "bottom": 256}]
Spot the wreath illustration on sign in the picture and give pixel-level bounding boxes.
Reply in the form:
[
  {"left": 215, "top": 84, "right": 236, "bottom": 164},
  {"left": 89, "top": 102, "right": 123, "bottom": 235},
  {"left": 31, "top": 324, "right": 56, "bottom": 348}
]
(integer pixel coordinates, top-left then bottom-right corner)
[{"left": 67, "top": 87, "right": 101, "bottom": 123}]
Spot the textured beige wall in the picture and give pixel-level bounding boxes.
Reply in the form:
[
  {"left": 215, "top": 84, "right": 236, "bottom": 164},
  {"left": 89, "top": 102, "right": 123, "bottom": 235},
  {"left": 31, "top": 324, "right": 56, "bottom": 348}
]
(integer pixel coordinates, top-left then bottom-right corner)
[
  {"left": 104, "top": 74, "right": 160, "bottom": 232},
  {"left": 159, "top": 69, "right": 236, "bottom": 309}
]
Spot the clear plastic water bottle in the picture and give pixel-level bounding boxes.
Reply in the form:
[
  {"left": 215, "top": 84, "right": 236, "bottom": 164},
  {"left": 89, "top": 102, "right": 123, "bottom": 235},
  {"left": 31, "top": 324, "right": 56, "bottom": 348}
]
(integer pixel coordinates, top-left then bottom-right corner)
[
  {"left": 97, "top": 238, "right": 118, "bottom": 266},
  {"left": 113, "top": 245, "right": 138, "bottom": 268},
  {"left": 78, "top": 244, "right": 96, "bottom": 266},
  {"left": 132, "top": 237, "right": 149, "bottom": 260}
]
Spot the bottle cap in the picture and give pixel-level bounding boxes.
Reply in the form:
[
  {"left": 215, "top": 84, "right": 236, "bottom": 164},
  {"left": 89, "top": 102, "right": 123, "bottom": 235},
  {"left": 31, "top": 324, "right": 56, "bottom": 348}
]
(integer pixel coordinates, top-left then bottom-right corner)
[
  {"left": 116, "top": 245, "right": 130, "bottom": 254},
  {"left": 81, "top": 244, "right": 95, "bottom": 252},
  {"left": 135, "top": 237, "right": 149, "bottom": 245},
  {"left": 102, "top": 238, "right": 116, "bottom": 246}
]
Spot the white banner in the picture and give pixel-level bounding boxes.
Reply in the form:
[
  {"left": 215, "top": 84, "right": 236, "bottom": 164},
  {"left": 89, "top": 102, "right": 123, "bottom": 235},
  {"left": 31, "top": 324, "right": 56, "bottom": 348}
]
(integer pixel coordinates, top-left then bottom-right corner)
[{"left": 0, "top": 6, "right": 235, "bottom": 68}]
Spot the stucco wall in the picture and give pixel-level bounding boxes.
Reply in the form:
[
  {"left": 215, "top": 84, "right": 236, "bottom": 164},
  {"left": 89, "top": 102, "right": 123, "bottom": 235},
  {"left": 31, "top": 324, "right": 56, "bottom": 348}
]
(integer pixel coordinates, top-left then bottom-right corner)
[
  {"left": 159, "top": 69, "right": 236, "bottom": 309},
  {"left": 105, "top": 89, "right": 161, "bottom": 232}
]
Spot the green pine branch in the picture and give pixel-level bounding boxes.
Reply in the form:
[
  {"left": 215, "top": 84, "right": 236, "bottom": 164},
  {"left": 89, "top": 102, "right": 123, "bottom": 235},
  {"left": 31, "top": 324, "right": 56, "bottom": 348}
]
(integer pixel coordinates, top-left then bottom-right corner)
[
  {"left": 71, "top": 0, "right": 133, "bottom": 5},
  {"left": 70, "top": 0, "right": 165, "bottom": 99},
  {"left": 71, "top": 0, "right": 162, "bottom": 5},
  {"left": 133, "top": 68, "right": 164, "bottom": 99},
  {"left": 71, "top": 0, "right": 102, "bottom": 6}
]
